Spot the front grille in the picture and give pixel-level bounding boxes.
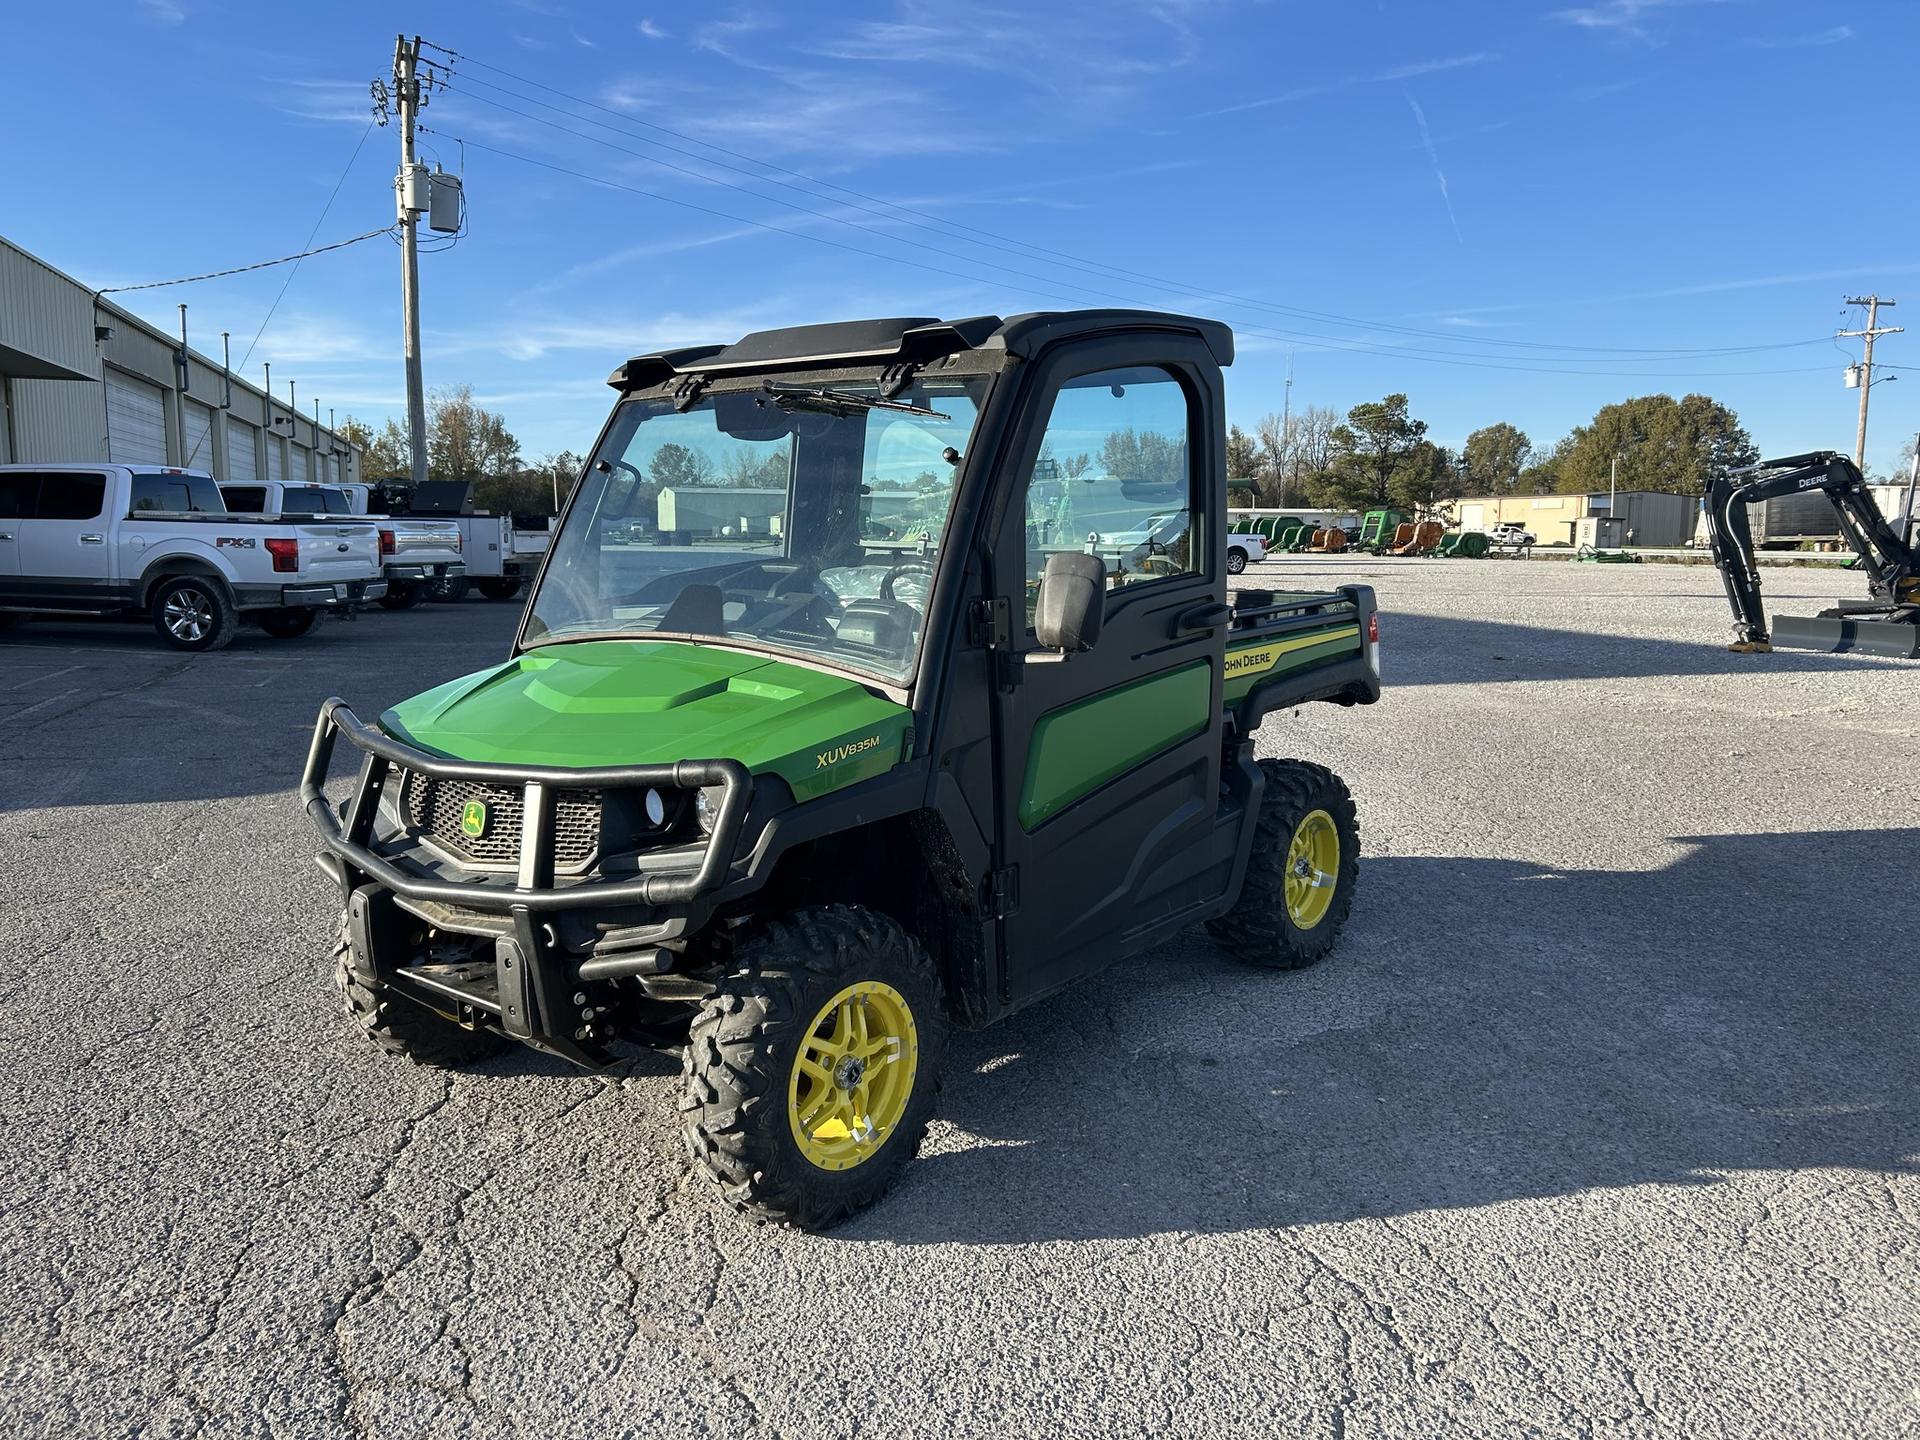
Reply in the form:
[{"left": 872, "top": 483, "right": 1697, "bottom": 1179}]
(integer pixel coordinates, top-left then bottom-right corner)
[{"left": 400, "top": 770, "right": 602, "bottom": 869}]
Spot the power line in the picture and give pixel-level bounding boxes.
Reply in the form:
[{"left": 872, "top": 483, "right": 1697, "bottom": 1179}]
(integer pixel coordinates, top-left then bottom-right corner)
[
  {"left": 236, "top": 118, "right": 382, "bottom": 372},
  {"left": 422, "top": 40, "right": 1829, "bottom": 362},
  {"left": 96, "top": 223, "right": 390, "bottom": 298}
]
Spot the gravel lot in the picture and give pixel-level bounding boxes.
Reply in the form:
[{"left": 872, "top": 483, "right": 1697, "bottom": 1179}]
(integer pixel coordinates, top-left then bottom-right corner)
[{"left": 2, "top": 558, "right": 1914, "bottom": 1440}]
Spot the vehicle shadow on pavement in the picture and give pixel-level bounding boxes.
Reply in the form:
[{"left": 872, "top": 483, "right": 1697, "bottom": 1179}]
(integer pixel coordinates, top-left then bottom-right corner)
[
  {"left": 1387, "top": 613, "right": 1914, "bottom": 685},
  {"left": 850, "top": 827, "right": 1919, "bottom": 1245}
]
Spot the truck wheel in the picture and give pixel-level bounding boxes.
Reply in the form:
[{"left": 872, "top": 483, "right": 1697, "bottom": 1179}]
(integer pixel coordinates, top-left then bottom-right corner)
[
  {"left": 150, "top": 576, "right": 238, "bottom": 652},
  {"left": 256, "top": 606, "right": 322, "bottom": 639},
  {"left": 332, "top": 920, "right": 508, "bottom": 1068},
  {"left": 1207, "top": 759, "right": 1359, "bottom": 970},
  {"left": 680, "top": 905, "right": 946, "bottom": 1229},
  {"left": 427, "top": 575, "right": 471, "bottom": 603},
  {"left": 477, "top": 578, "right": 524, "bottom": 602},
  {"left": 379, "top": 582, "right": 422, "bottom": 611},
  {"left": 1227, "top": 547, "right": 1248, "bottom": 575}
]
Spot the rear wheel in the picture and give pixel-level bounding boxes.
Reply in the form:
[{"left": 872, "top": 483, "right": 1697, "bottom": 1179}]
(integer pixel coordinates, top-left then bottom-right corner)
[
  {"left": 378, "top": 581, "right": 422, "bottom": 611},
  {"left": 1226, "top": 547, "right": 1248, "bottom": 575},
  {"left": 427, "top": 575, "right": 471, "bottom": 603},
  {"left": 333, "top": 918, "right": 509, "bottom": 1068},
  {"left": 1207, "top": 759, "right": 1359, "bottom": 970},
  {"left": 680, "top": 905, "right": 946, "bottom": 1229},
  {"left": 150, "top": 576, "right": 237, "bottom": 652},
  {"left": 477, "top": 578, "right": 524, "bottom": 602},
  {"left": 256, "top": 606, "right": 321, "bottom": 639}
]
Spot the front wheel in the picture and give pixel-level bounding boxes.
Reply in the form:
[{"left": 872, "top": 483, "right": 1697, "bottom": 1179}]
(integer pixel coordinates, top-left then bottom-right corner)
[
  {"left": 1207, "top": 759, "right": 1359, "bottom": 970},
  {"left": 378, "top": 581, "right": 422, "bottom": 611},
  {"left": 477, "top": 578, "right": 524, "bottom": 602},
  {"left": 680, "top": 905, "right": 946, "bottom": 1229},
  {"left": 333, "top": 919, "right": 509, "bottom": 1068},
  {"left": 150, "top": 576, "right": 238, "bottom": 652},
  {"left": 256, "top": 606, "right": 321, "bottom": 639}
]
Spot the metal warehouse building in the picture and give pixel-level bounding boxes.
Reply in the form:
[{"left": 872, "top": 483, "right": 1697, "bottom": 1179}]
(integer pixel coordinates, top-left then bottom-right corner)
[
  {"left": 0, "top": 236, "right": 362, "bottom": 484},
  {"left": 1455, "top": 490, "right": 1697, "bottom": 548}
]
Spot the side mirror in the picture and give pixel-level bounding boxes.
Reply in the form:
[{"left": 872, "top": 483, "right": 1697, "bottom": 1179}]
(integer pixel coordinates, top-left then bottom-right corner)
[{"left": 1033, "top": 551, "right": 1106, "bottom": 652}]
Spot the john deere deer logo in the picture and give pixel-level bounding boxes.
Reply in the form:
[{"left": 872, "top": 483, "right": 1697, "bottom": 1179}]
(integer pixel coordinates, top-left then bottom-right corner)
[{"left": 460, "top": 799, "right": 490, "bottom": 839}]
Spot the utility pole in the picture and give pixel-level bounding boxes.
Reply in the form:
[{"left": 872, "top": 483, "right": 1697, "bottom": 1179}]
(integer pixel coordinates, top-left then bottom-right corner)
[
  {"left": 1280, "top": 351, "right": 1293, "bottom": 500},
  {"left": 1839, "top": 295, "right": 1901, "bottom": 470},
  {"left": 387, "top": 35, "right": 433, "bottom": 490}
]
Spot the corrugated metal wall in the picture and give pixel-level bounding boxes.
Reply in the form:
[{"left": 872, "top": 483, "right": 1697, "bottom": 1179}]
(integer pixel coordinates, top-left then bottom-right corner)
[
  {"left": 0, "top": 238, "right": 366, "bottom": 479},
  {"left": 0, "top": 244, "right": 97, "bottom": 378}
]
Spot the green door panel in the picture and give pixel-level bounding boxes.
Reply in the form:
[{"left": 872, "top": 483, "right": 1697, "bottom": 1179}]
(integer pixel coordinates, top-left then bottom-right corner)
[
  {"left": 1017, "top": 660, "right": 1211, "bottom": 829},
  {"left": 379, "top": 640, "right": 912, "bottom": 800}
]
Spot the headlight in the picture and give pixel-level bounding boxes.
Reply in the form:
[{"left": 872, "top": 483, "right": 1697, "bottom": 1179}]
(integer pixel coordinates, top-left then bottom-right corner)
[
  {"left": 643, "top": 787, "right": 668, "bottom": 827},
  {"left": 694, "top": 786, "right": 720, "bottom": 835}
]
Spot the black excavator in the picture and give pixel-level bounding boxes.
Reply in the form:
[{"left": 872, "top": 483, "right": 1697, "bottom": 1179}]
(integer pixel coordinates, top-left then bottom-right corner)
[{"left": 1703, "top": 450, "right": 1919, "bottom": 657}]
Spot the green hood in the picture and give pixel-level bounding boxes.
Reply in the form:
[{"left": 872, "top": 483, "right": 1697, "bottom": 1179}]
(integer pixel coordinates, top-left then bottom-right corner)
[{"left": 380, "top": 640, "right": 912, "bottom": 801}]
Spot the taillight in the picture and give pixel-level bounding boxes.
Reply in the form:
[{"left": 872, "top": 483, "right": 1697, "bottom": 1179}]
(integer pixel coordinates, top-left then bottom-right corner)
[
  {"left": 451, "top": 531, "right": 462, "bottom": 553},
  {"left": 1367, "top": 612, "right": 1380, "bottom": 644},
  {"left": 378, "top": 528, "right": 395, "bottom": 557},
  {"left": 265, "top": 537, "right": 299, "bottom": 573}
]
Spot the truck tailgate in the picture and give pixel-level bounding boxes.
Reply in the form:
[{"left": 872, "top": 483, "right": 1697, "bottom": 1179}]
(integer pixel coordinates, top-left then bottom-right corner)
[
  {"left": 388, "top": 521, "right": 463, "bottom": 564},
  {"left": 295, "top": 522, "right": 382, "bottom": 584}
]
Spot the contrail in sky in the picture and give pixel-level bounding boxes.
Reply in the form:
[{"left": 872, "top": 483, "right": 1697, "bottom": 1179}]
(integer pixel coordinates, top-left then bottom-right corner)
[{"left": 1404, "top": 90, "right": 1462, "bottom": 245}]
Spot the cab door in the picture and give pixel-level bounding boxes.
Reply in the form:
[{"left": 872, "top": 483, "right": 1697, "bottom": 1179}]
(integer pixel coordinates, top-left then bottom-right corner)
[
  {"left": 987, "top": 334, "right": 1227, "bottom": 1006},
  {"left": 15, "top": 471, "right": 114, "bottom": 607}
]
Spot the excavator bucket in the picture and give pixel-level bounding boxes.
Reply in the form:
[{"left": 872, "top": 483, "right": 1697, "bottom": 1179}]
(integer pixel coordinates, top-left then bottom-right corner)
[{"left": 1769, "top": 613, "right": 1920, "bottom": 658}]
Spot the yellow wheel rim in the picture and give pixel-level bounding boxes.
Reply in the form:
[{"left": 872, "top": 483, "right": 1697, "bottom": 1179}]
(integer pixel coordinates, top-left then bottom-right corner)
[
  {"left": 787, "top": 981, "right": 919, "bottom": 1171},
  {"left": 1285, "top": 809, "right": 1340, "bottom": 929}
]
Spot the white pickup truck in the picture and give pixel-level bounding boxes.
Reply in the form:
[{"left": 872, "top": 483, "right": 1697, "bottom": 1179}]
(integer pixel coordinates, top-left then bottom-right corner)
[
  {"left": 218, "top": 480, "right": 464, "bottom": 610},
  {"left": 432, "top": 513, "right": 551, "bottom": 601},
  {"left": 0, "top": 464, "right": 386, "bottom": 650}
]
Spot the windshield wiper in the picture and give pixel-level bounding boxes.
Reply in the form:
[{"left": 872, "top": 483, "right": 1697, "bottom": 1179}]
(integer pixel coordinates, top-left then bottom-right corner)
[{"left": 762, "top": 382, "right": 950, "bottom": 421}]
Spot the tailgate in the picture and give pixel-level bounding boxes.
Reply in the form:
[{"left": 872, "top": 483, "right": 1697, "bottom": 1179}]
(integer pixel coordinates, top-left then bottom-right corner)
[
  {"left": 1224, "top": 585, "right": 1380, "bottom": 727},
  {"left": 391, "top": 521, "right": 463, "bottom": 562},
  {"left": 296, "top": 522, "right": 381, "bottom": 583}
]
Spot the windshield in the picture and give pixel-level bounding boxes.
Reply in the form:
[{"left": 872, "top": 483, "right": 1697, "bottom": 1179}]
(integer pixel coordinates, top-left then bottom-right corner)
[{"left": 524, "top": 375, "right": 988, "bottom": 685}]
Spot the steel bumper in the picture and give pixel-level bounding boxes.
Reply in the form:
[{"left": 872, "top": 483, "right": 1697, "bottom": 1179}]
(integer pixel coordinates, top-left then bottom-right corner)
[{"left": 299, "top": 697, "right": 753, "bottom": 913}]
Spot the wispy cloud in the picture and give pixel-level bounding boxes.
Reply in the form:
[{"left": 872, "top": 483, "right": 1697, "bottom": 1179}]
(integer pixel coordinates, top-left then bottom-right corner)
[
  {"left": 569, "top": 26, "right": 598, "bottom": 49},
  {"left": 1745, "top": 25, "right": 1852, "bottom": 49},
  {"left": 268, "top": 78, "right": 376, "bottom": 126},
  {"left": 1417, "top": 263, "right": 1920, "bottom": 320},
  {"left": 1395, "top": 118, "right": 1511, "bottom": 151},
  {"left": 1201, "top": 53, "right": 1497, "bottom": 118},
  {"left": 1404, "top": 92, "right": 1462, "bottom": 245},
  {"left": 139, "top": 0, "right": 185, "bottom": 22},
  {"left": 1552, "top": 0, "right": 1739, "bottom": 44},
  {"left": 638, "top": 18, "right": 669, "bottom": 40}
]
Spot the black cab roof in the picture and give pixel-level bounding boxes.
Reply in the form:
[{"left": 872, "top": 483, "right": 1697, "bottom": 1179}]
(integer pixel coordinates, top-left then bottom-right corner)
[{"left": 606, "top": 309, "right": 1234, "bottom": 390}]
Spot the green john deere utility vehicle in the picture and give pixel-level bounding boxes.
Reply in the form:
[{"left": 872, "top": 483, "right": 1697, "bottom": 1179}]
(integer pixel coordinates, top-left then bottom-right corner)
[{"left": 301, "top": 310, "right": 1381, "bottom": 1227}]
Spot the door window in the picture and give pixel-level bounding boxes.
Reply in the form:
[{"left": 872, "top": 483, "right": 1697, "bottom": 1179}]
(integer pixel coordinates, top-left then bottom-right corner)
[
  {"left": 1015, "top": 366, "right": 1197, "bottom": 602},
  {"left": 33, "top": 473, "right": 107, "bottom": 520}
]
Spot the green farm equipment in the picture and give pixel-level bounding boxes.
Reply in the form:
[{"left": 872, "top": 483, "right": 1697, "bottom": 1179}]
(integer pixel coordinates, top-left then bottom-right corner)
[{"left": 301, "top": 310, "right": 1382, "bottom": 1228}]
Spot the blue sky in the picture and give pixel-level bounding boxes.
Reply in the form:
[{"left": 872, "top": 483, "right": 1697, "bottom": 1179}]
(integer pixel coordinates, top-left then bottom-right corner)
[{"left": 5, "top": 0, "right": 1916, "bottom": 476}]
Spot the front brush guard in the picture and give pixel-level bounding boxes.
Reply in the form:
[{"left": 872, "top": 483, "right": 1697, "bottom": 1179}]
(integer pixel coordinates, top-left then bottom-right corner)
[
  {"left": 300, "top": 697, "right": 754, "bottom": 1065},
  {"left": 300, "top": 697, "right": 752, "bottom": 912}
]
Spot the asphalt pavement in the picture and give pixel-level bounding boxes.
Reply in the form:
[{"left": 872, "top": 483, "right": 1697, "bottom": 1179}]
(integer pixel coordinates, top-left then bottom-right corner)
[{"left": 0, "top": 560, "right": 1914, "bottom": 1439}]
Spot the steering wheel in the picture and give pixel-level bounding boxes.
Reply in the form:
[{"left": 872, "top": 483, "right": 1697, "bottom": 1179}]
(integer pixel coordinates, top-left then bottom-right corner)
[{"left": 880, "top": 561, "right": 935, "bottom": 602}]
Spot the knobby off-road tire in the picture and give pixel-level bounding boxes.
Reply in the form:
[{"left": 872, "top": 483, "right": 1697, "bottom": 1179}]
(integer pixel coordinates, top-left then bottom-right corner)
[
  {"left": 256, "top": 606, "right": 322, "bottom": 639},
  {"left": 378, "top": 582, "right": 423, "bottom": 611},
  {"left": 680, "top": 905, "right": 947, "bottom": 1229},
  {"left": 1207, "top": 759, "right": 1360, "bottom": 970},
  {"left": 332, "top": 919, "right": 509, "bottom": 1068},
  {"left": 150, "top": 575, "right": 238, "bottom": 652}
]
